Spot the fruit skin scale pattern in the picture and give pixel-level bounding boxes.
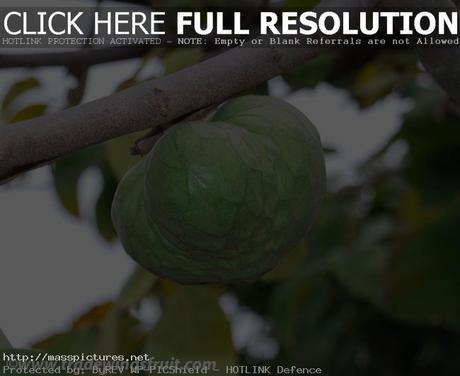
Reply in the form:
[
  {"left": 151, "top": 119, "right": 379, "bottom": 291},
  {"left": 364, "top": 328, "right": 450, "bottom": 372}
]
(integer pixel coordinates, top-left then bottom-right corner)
[{"left": 112, "top": 96, "right": 326, "bottom": 284}]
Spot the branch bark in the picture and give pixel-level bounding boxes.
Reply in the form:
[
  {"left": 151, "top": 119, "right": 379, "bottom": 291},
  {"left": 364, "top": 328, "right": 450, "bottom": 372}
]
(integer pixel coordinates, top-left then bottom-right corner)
[
  {"left": 0, "top": 0, "right": 381, "bottom": 183},
  {"left": 415, "top": 0, "right": 460, "bottom": 104}
]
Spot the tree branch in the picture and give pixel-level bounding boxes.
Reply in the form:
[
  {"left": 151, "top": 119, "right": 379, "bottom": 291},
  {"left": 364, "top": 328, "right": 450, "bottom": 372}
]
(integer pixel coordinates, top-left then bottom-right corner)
[
  {"left": 0, "top": 0, "right": 381, "bottom": 183},
  {"left": 415, "top": 0, "right": 460, "bottom": 104}
]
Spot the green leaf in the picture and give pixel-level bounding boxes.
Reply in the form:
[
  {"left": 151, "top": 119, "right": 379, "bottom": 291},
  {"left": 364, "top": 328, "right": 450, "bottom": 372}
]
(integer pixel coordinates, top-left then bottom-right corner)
[
  {"left": 53, "top": 146, "right": 120, "bottom": 241},
  {"left": 398, "top": 109, "right": 460, "bottom": 204},
  {"left": 352, "top": 64, "right": 398, "bottom": 107},
  {"left": 2, "top": 77, "right": 41, "bottom": 111},
  {"left": 328, "top": 215, "right": 392, "bottom": 306},
  {"left": 33, "top": 302, "right": 139, "bottom": 356},
  {"left": 105, "top": 131, "right": 145, "bottom": 180},
  {"left": 164, "top": 49, "right": 203, "bottom": 75},
  {"left": 284, "top": 55, "right": 336, "bottom": 90},
  {"left": 35, "top": 327, "right": 100, "bottom": 354},
  {"left": 385, "top": 207, "right": 460, "bottom": 329},
  {"left": 331, "top": 244, "right": 388, "bottom": 307},
  {"left": 262, "top": 237, "right": 308, "bottom": 282},
  {"left": 8, "top": 104, "right": 47, "bottom": 123},
  {"left": 145, "top": 286, "right": 236, "bottom": 374},
  {"left": 97, "top": 310, "right": 120, "bottom": 355},
  {"left": 52, "top": 147, "right": 102, "bottom": 217},
  {"left": 270, "top": 266, "right": 357, "bottom": 370},
  {"left": 95, "top": 168, "right": 118, "bottom": 242}
]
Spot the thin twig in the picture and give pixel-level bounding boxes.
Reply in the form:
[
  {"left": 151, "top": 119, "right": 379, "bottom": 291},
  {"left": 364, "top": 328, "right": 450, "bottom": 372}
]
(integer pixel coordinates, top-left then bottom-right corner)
[{"left": 131, "top": 104, "right": 218, "bottom": 155}]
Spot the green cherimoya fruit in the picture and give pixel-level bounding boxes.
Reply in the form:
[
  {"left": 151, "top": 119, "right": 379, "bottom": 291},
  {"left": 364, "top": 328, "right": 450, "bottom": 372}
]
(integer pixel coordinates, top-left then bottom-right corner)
[{"left": 112, "top": 95, "right": 326, "bottom": 284}]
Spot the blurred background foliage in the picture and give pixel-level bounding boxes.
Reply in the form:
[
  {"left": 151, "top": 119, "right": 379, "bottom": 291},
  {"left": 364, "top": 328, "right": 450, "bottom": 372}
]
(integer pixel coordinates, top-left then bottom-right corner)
[{"left": 1, "top": 0, "right": 460, "bottom": 375}]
